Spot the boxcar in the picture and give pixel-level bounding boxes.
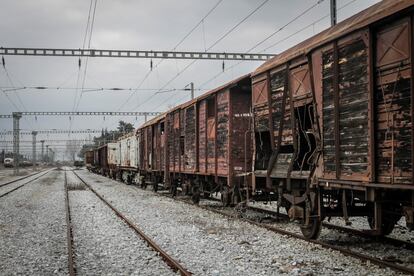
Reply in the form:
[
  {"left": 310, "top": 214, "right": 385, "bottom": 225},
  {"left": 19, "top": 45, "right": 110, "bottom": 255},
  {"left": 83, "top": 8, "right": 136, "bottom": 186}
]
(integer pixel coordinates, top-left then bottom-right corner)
[
  {"left": 95, "top": 144, "right": 109, "bottom": 175},
  {"left": 138, "top": 114, "right": 166, "bottom": 190},
  {"left": 138, "top": 74, "right": 252, "bottom": 204},
  {"left": 84, "top": 150, "right": 94, "bottom": 171},
  {"left": 250, "top": 0, "right": 414, "bottom": 238},
  {"left": 107, "top": 142, "right": 118, "bottom": 179},
  {"left": 117, "top": 132, "right": 139, "bottom": 183}
]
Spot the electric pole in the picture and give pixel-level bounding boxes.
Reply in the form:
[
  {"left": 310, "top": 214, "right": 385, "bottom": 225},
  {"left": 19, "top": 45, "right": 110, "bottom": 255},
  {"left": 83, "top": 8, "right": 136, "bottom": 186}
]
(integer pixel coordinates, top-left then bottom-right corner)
[
  {"left": 12, "top": 112, "right": 22, "bottom": 175},
  {"left": 40, "top": 140, "right": 45, "bottom": 162},
  {"left": 32, "top": 131, "right": 37, "bottom": 170},
  {"left": 330, "top": 0, "right": 337, "bottom": 27}
]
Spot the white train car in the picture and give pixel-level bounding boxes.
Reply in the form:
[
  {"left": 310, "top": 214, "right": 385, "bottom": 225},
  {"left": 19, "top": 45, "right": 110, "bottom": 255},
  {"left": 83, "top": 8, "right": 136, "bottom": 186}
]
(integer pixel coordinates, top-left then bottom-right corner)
[
  {"left": 117, "top": 131, "right": 139, "bottom": 183},
  {"left": 107, "top": 142, "right": 118, "bottom": 178}
]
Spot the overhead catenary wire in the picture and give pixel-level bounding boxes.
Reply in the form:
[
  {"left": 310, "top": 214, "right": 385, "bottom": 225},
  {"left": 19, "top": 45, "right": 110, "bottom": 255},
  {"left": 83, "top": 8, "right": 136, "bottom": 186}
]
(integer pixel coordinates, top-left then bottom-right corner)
[
  {"left": 75, "top": 0, "right": 98, "bottom": 112},
  {"left": 130, "top": 0, "right": 270, "bottom": 112},
  {"left": 0, "top": 86, "right": 208, "bottom": 93},
  {"left": 104, "top": 0, "right": 225, "bottom": 130},
  {"left": 198, "top": 0, "right": 356, "bottom": 90},
  {"left": 112, "top": 0, "right": 225, "bottom": 114}
]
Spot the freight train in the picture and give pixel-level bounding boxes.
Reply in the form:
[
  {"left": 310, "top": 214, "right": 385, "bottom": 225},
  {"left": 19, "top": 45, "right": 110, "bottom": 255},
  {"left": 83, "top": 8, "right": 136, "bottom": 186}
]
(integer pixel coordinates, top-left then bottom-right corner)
[{"left": 85, "top": 0, "right": 414, "bottom": 239}]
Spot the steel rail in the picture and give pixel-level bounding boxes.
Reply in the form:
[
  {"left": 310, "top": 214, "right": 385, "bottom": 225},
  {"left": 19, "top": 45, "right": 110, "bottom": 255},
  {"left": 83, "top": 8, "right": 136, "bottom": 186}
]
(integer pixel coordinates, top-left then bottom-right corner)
[
  {"left": 0, "top": 168, "right": 50, "bottom": 188},
  {"left": 246, "top": 205, "right": 414, "bottom": 251},
  {"left": 71, "top": 170, "right": 192, "bottom": 276},
  {"left": 0, "top": 169, "right": 54, "bottom": 198},
  {"left": 86, "top": 171, "right": 414, "bottom": 275},
  {"left": 203, "top": 206, "right": 414, "bottom": 276},
  {"left": 64, "top": 171, "right": 76, "bottom": 276},
  {"left": 150, "top": 192, "right": 414, "bottom": 275}
]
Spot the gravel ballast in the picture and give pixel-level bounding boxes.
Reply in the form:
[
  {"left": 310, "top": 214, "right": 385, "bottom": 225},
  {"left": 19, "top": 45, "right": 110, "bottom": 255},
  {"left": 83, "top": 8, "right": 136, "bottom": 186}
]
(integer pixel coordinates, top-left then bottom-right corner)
[
  {"left": 67, "top": 171, "right": 175, "bottom": 276},
  {"left": 78, "top": 170, "right": 400, "bottom": 275},
  {"left": 0, "top": 170, "right": 68, "bottom": 275}
]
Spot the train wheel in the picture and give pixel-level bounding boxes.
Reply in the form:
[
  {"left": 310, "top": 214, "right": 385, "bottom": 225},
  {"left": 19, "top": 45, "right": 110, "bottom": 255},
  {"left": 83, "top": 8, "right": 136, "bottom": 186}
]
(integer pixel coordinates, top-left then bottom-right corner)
[
  {"left": 300, "top": 216, "right": 321, "bottom": 240},
  {"left": 367, "top": 215, "right": 399, "bottom": 235},
  {"left": 300, "top": 194, "right": 321, "bottom": 240},
  {"left": 170, "top": 182, "right": 177, "bottom": 197},
  {"left": 191, "top": 186, "right": 201, "bottom": 204},
  {"left": 221, "top": 186, "right": 231, "bottom": 207}
]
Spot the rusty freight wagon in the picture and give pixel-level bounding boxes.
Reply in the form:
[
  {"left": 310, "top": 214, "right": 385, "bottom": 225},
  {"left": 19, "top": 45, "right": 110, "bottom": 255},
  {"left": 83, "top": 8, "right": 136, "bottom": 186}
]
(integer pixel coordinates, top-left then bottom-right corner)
[
  {"left": 138, "top": 75, "right": 252, "bottom": 204},
  {"left": 250, "top": 0, "right": 414, "bottom": 239},
  {"left": 94, "top": 144, "right": 109, "bottom": 176},
  {"left": 107, "top": 142, "right": 118, "bottom": 179},
  {"left": 137, "top": 114, "right": 166, "bottom": 190},
  {"left": 84, "top": 150, "right": 94, "bottom": 171},
  {"left": 117, "top": 132, "right": 139, "bottom": 184},
  {"left": 165, "top": 74, "right": 252, "bottom": 204}
]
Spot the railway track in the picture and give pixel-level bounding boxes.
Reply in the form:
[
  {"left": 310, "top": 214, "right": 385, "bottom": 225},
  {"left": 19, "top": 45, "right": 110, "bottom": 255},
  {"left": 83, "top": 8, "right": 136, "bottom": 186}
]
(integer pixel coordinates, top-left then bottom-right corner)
[
  {"left": 70, "top": 170, "right": 192, "bottom": 276},
  {"left": 245, "top": 205, "right": 414, "bottom": 251},
  {"left": 64, "top": 171, "right": 76, "bottom": 276},
  {"left": 0, "top": 168, "right": 50, "bottom": 188},
  {"left": 152, "top": 191, "right": 414, "bottom": 275},
  {"left": 0, "top": 169, "right": 54, "bottom": 198},
  {"left": 81, "top": 170, "right": 414, "bottom": 275}
]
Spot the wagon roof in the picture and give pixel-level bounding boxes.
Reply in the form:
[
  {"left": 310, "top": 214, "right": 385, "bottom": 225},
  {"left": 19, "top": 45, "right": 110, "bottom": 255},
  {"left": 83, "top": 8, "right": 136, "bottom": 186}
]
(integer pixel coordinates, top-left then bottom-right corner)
[
  {"left": 253, "top": 0, "right": 414, "bottom": 76},
  {"left": 139, "top": 112, "right": 167, "bottom": 129},
  {"left": 138, "top": 73, "right": 250, "bottom": 129}
]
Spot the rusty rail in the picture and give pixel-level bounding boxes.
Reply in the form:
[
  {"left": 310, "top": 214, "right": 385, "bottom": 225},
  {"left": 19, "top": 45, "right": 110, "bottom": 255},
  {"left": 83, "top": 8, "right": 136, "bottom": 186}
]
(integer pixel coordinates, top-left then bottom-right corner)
[
  {"left": 0, "top": 169, "right": 54, "bottom": 198},
  {"left": 245, "top": 205, "right": 414, "bottom": 251},
  {"left": 151, "top": 192, "right": 414, "bottom": 275},
  {"left": 71, "top": 170, "right": 192, "bottom": 276},
  {"left": 0, "top": 168, "right": 49, "bottom": 188},
  {"left": 84, "top": 170, "right": 414, "bottom": 274},
  {"left": 64, "top": 171, "right": 76, "bottom": 276},
  {"left": 204, "top": 206, "right": 414, "bottom": 275}
]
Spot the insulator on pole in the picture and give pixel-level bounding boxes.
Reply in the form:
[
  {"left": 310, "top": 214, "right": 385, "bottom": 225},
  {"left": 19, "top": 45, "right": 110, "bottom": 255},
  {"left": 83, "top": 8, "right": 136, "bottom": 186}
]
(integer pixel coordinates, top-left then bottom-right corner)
[
  {"left": 2, "top": 56, "right": 5, "bottom": 68},
  {"left": 150, "top": 59, "right": 153, "bottom": 71},
  {"left": 78, "top": 58, "right": 81, "bottom": 68},
  {"left": 222, "top": 60, "right": 225, "bottom": 72}
]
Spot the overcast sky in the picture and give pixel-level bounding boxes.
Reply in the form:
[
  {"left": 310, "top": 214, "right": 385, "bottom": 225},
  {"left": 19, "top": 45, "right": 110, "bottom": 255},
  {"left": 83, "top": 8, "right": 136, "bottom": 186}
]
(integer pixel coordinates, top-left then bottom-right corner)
[{"left": 0, "top": 0, "right": 380, "bottom": 159}]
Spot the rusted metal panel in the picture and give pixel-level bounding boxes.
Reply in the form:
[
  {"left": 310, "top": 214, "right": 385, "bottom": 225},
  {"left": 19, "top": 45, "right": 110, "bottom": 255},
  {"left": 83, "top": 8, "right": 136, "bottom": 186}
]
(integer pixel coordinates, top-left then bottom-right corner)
[
  {"left": 375, "top": 18, "right": 412, "bottom": 184},
  {"left": 267, "top": 67, "right": 293, "bottom": 177},
  {"left": 160, "top": 120, "right": 166, "bottom": 172},
  {"left": 166, "top": 113, "right": 175, "bottom": 172},
  {"left": 184, "top": 105, "right": 197, "bottom": 172},
  {"left": 320, "top": 32, "right": 371, "bottom": 181},
  {"left": 217, "top": 90, "right": 230, "bottom": 176},
  {"left": 270, "top": 68, "right": 292, "bottom": 148},
  {"left": 252, "top": 77, "right": 270, "bottom": 133},
  {"left": 84, "top": 150, "right": 94, "bottom": 166},
  {"left": 107, "top": 142, "right": 118, "bottom": 166},
  {"left": 207, "top": 96, "right": 217, "bottom": 174},
  {"left": 254, "top": 0, "right": 414, "bottom": 76},
  {"left": 147, "top": 126, "right": 153, "bottom": 170},
  {"left": 198, "top": 100, "right": 207, "bottom": 174},
  {"left": 230, "top": 82, "right": 253, "bottom": 176},
  {"left": 322, "top": 45, "right": 337, "bottom": 175},
  {"left": 290, "top": 63, "right": 312, "bottom": 100},
  {"left": 338, "top": 36, "right": 370, "bottom": 178}
]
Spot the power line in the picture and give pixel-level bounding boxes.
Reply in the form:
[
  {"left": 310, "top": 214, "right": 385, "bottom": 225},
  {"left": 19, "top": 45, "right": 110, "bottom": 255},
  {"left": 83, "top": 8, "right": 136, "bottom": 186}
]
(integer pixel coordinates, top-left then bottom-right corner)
[
  {"left": 130, "top": 0, "right": 270, "bottom": 112},
  {"left": 198, "top": 0, "right": 342, "bottom": 90},
  {"left": 75, "top": 0, "right": 99, "bottom": 111},
  {"left": 0, "top": 86, "right": 208, "bottom": 93},
  {"left": 0, "top": 111, "right": 161, "bottom": 117},
  {"left": 107, "top": 0, "right": 224, "bottom": 127},
  {"left": 0, "top": 129, "right": 102, "bottom": 135}
]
